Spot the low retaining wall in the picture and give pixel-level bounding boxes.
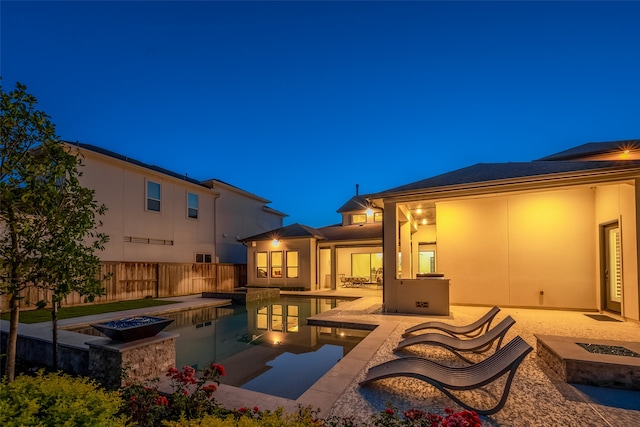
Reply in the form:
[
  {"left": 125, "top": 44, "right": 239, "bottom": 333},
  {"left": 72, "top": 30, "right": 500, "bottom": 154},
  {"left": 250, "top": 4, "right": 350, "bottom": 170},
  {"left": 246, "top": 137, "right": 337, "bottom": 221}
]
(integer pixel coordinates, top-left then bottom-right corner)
[
  {"left": 88, "top": 333, "right": 177, "bottom": 389},
  {"left": 1, "top": 326, "right": 177, "bottom": 389},
  {"left": 203, "top": 287, "right": 279, "bottom": 305}
]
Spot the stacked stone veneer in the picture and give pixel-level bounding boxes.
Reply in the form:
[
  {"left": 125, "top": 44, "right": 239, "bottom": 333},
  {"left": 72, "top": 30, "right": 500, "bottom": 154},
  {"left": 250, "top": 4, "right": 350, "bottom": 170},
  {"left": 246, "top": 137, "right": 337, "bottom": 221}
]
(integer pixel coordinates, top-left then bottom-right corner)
[
  {"left": 536, "top": 335, "right": 640, "bottom": 391},
  {"left": 87, "top": 332, "right": 177, "bottom": 389}
]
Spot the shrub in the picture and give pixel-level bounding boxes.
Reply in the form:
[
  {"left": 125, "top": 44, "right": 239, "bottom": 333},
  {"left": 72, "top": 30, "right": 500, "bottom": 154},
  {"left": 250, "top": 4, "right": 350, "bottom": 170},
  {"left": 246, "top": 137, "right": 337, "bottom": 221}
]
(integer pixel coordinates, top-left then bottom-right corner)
[
  {"left": 120, "top": 363, "right": 229, "bottom": 426},
  {"left": 0, "top": 370, "right": 127, "bottom": 427}
]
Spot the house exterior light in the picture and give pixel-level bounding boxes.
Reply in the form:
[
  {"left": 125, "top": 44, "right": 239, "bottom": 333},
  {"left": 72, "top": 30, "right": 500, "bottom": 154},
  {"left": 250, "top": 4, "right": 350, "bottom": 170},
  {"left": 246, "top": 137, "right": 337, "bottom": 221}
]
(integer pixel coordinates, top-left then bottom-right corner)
[{"left": 272, "top": 239, "right": 280, "bottom": 247}]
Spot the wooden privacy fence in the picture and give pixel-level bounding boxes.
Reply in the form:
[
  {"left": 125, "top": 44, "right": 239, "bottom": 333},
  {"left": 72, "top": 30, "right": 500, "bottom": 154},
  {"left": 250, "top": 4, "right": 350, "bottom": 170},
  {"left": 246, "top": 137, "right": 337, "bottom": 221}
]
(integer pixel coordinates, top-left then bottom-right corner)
[{"left": 0, "top": 262, "right": 247, "bottom": 311}]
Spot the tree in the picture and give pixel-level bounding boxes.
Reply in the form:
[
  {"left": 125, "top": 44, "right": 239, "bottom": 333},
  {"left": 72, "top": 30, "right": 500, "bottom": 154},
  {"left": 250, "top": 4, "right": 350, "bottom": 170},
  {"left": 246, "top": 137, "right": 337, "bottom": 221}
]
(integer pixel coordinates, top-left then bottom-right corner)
[{"left": 1, "top": 81, "right": 108, "bottom": 380}]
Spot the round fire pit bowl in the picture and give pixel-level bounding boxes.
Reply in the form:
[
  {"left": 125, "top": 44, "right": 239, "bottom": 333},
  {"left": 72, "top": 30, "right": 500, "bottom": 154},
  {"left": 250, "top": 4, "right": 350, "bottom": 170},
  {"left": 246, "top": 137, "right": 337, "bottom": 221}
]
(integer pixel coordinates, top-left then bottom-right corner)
[{"left": 91, "top": 316, "right": 174, "bottom": 342}]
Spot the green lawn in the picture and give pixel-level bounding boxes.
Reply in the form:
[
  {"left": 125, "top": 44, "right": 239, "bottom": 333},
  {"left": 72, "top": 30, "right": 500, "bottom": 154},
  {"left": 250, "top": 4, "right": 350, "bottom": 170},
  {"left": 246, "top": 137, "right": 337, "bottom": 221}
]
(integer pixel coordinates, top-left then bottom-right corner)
[{"left": 0, "top": 299, "right": 178, "bottom": 324}]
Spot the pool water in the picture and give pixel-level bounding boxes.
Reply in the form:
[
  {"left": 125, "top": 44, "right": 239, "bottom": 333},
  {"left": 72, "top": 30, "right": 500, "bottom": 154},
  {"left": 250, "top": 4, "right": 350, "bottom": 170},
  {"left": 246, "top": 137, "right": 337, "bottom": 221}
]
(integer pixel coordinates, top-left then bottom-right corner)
[
  {"left": 70, "top": 296, "right": 370, "bottom": 400},
  {"left": 167, "top": 296, "right": 370, "bottom": 399}
]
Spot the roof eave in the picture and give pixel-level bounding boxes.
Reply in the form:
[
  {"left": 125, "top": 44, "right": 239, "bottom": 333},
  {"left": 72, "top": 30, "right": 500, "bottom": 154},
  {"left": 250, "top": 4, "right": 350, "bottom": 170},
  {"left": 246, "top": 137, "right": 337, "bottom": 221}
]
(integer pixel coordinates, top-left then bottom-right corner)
[{"left": 373, "top": 165, "right": 640, "bottom": 202}]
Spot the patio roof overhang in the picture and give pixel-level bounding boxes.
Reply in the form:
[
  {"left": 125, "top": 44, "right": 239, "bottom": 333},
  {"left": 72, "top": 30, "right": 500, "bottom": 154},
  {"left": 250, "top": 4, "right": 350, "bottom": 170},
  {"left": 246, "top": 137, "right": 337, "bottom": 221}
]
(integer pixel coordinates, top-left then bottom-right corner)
[{"left": 368, "top": 164, "right": 640, "bottom": 206}]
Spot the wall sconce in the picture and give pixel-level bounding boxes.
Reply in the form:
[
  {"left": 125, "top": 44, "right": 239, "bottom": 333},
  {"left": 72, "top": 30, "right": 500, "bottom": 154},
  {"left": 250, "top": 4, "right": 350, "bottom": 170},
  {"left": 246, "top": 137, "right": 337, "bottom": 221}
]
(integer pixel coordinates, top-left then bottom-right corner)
[
  {"left": 366, "top": 208, "right": 373, "bottom": 216},
  {"left": 272, "top": 239, "right": 280, "bottom": 247}
]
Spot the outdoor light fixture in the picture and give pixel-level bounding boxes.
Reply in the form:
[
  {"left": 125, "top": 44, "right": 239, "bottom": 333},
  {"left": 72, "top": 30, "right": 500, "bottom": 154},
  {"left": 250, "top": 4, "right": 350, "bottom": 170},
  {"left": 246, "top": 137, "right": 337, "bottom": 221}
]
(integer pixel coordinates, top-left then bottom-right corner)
[
  {"left": 416, "top": 208, "right": 422, "bottom": 214},
  {"left": 272, "top": 239, "right": 280, "bottom": 247},
  {"left": 422, "top": 219, "right": 427, "bottom": 225},
  {"left": 366, "top": 208, "right": 373, "bottom": 216}
]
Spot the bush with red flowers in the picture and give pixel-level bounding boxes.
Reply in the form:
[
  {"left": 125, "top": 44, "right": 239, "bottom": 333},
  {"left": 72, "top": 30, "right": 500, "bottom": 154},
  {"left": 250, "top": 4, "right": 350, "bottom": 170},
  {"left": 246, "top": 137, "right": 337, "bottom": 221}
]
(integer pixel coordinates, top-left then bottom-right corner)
[
  {"left": 371, "top": 405, "right": 482, "bottom": 427},
  {"left": 120, "top": 362, "right": 228, "bottom": 426}
]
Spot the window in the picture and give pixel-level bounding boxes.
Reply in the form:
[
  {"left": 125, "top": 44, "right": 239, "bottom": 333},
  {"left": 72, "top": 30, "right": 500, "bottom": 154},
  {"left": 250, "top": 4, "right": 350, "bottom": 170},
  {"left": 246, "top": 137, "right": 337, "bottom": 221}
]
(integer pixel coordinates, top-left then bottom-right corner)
[
  {"left": 256, "top": 252, "right": 268, "bottom": 278},
  {"left": 195, "top": 253, "right": 212, "bottom": 263},
  {"left": 146, "top": 181, "right": 161, "bottom": 212},
  {"left": 271, "top": 251, "right": 283, "bottom": 278},
  {"left": 352, "top": 213, "right": 366, "bottom": 224},
  {"left": 418, "top": 244, "right": 436, "bottom": 273},
  {"left": 374, "top": 212, "right": 383, "bottom": 222},
  {"left": 286, "top": 251, "right": 299, "bottom": 278},
  {"left": 187, "top": 192, "right": 198, "bottom": 219},
  {"left": 351, "top": 252, "right": 383, "bottom": 282}
]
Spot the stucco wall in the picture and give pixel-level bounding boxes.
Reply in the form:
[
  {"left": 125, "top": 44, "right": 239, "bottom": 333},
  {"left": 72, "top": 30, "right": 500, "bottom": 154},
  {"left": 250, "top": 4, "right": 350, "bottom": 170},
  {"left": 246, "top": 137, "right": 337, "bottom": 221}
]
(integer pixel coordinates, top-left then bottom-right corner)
[
  {"left": 437, "top": 188, "right": 597, "bottom": 309},
  {"left": 213, "top": 185, "right": 283, "bottom": 264},
  {"left": 77, "top": 149, "right": 216, "bottom": 263},
  {"left": 246, "top": 238, "right": 315, "bottom": 289},
  {"left": 595, "top": 183, "right": 639, "bottom": 320}
]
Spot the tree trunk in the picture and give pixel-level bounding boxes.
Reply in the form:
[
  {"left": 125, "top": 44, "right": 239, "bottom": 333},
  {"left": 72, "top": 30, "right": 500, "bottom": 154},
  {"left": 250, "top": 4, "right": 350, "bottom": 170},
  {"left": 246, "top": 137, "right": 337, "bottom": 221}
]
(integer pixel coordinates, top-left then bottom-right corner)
[
  {"left": 52, "top": 297, "right": 58, "bottom": 371},
  {"left": 5, "top": 295, "right": 20, "bottom": 382}
]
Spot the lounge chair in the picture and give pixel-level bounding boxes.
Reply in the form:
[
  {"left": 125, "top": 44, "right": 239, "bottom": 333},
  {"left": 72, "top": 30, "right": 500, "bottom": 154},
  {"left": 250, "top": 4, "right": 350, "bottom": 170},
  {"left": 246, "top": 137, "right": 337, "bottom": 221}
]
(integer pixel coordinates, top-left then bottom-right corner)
[
  {"left": 360, "top": 335, "right": 533, "bottom": 415},
  {"left": 403, "top": 306, "right": 500, "bottom": 338},
  {"left": 395, "top": 315, "right": 515, "bottom": 363}
]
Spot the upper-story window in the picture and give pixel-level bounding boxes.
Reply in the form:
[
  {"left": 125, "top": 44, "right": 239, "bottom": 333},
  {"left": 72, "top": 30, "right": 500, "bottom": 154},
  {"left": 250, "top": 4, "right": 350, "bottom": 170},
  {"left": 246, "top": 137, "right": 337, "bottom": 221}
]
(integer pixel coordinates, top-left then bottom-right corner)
[
  {"left": 351, "top": 213, "right": 367, "bottom": 224},
  {"left": 195, "top": 253, "right": 212, "bottom": 263},
  {"left": 147, "top": 181, "right": 161, "bottom": 212},
  {"left": 188, "top": 192, "right": 199, "bottom": 219},
  {"left": 374, "top": 212, "right": 383, "bottom": 222}
]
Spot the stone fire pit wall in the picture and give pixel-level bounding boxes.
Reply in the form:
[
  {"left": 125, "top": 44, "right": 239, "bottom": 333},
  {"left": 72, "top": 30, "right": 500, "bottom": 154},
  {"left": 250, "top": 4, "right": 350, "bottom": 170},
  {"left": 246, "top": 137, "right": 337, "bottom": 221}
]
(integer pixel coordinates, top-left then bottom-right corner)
[{"left": 87, "top": 332, "right": 177, "bottom": 389}]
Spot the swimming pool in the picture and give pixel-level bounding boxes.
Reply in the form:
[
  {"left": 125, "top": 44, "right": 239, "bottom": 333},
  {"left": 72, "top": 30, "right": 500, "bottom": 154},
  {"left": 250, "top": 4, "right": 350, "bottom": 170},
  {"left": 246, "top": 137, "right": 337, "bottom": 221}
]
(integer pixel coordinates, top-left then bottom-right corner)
[
  {"left": 167, "top": 296, "right": 370, "bottom": 399},
  {"left": 71, "top": 296, "right": 370, "bottom": 400}
]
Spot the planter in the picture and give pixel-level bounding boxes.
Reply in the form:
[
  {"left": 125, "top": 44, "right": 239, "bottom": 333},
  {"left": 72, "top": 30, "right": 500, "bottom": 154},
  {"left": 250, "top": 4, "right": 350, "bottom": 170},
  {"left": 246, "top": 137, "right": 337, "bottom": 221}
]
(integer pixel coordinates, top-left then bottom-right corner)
[{"left": 91, "top": 316, "right": 174, "bottom": 342}]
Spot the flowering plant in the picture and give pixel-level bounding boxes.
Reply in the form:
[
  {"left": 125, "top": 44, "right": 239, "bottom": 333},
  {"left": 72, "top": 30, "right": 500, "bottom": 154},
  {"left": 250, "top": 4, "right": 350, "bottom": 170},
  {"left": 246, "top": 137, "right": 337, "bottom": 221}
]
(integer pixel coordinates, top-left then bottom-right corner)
[
  {"left": 371, "top": 405, "right": 482, "bottom": 427},
  {"left": 120, "top": 363, "right": 227, "bottom": 426}
]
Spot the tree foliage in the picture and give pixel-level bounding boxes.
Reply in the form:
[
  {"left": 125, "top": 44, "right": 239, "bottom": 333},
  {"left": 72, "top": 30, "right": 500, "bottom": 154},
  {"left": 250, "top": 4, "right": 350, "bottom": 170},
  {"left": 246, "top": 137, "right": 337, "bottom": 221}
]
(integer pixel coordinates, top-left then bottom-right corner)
[{"left": 1, "top": 80, "right": 108, "bottom": 380}]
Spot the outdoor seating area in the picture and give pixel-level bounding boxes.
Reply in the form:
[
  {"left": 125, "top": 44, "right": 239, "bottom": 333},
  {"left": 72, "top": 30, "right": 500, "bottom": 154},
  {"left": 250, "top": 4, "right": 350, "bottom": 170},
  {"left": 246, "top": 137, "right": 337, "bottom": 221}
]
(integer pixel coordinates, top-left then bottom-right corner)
[
  {"left": 325, "top": 300, "right": 640, "bottom": 426},
  {"left": 360, "top": 335, "right": 533, "bottom": 415},
  {"left": 340, "top": 276, "right": 372, "bottom": 288},
  {"left": 360, "top": 309, "right": 530, "bottom": 415},
  {"left": 394, "top": 315, "right": 516, "bottom": 363}
]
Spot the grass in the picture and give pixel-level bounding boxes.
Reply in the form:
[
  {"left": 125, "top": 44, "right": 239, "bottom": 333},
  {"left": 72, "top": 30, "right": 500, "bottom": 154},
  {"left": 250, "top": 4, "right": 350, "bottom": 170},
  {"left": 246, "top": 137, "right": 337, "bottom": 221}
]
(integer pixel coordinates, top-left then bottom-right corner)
[{"left": 0, "top": 298, "right": 179, "bottom": 324}]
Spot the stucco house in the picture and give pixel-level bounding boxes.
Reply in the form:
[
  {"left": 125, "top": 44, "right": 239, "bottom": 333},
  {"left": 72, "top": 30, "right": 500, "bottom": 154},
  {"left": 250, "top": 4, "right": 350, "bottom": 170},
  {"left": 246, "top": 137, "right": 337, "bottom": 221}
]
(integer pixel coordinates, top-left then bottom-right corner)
[
  {"left": 243, "top": 194, "right": 383, "bottom": 291},
  {"left": 64, "top": 142, "right": 285, "bottom": 265},
  {"left": 244, "top": 139, "right": 640, "bottom": 322},
  {"left": 373, "top": 139, "right": 640, "bottom": 321}
]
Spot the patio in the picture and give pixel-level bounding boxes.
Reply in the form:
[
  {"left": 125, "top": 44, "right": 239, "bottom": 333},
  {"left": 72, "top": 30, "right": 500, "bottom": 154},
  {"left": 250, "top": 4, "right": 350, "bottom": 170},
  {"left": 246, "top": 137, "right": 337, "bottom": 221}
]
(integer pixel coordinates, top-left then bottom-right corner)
[{"left": 308, "top": 290, "right": 640, "bottom": 426}]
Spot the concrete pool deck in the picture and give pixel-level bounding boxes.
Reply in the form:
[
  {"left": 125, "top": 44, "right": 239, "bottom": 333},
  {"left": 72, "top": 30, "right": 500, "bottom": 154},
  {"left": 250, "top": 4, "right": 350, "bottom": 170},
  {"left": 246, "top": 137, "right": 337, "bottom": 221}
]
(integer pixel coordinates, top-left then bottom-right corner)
[{"left": 3, "top": 289, "right": 640, "bottom": 426}]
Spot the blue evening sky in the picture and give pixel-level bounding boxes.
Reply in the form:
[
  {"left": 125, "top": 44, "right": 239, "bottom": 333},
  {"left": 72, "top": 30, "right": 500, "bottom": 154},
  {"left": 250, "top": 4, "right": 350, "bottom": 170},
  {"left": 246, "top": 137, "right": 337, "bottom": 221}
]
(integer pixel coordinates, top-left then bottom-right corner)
[{"left": 2, "top": 1, "right": 639, "bottom": 227}]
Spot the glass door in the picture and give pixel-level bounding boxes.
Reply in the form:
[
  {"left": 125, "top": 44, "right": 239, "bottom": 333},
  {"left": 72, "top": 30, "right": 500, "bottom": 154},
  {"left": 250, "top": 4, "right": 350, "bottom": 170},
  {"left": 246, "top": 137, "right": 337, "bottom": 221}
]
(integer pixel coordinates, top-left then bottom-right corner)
[{"left": 602, "top": 222, "right": 622, "bottom": 313}]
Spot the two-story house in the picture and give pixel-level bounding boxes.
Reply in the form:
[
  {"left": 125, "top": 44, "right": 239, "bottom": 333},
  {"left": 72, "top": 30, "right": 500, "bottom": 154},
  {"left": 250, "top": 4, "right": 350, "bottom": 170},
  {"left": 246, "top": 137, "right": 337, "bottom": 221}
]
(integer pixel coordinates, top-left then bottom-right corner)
[{"left": 65, "top": 142, "right": 285, "bottom": 265}]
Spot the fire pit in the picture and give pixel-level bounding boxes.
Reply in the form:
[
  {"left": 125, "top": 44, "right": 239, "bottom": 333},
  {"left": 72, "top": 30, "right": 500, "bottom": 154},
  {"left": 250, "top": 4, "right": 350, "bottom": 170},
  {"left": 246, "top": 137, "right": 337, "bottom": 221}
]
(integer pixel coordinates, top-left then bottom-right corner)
[{"left": 91, "top": 316, "right": 174, "bottom": 342}]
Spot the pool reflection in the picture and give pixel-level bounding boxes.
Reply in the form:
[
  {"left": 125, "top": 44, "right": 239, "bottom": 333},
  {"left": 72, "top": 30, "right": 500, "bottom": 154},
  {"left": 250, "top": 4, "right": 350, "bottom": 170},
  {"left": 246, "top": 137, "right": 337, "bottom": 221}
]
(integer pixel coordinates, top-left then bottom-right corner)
[{"left": 168, "top": 296, "right": 370, "bottom": 399}]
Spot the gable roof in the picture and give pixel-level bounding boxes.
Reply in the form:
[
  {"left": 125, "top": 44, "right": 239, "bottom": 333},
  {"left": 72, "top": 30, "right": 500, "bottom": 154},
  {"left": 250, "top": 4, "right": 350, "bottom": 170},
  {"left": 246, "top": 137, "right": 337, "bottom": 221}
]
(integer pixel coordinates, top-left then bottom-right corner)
[
  {"left": 241, "top": 223, "right": 325, "bottom": 242},
  {"left": 376, "top": 160, "right": 640, "bottom": 195},
  {"left": 337, "top": 195, "right": 374, "bottom": 213},
  {"left": 538, "top": 139, "right": 640, "bottom": 161},
  {"left": 241, "top": 221, "right": 383, "bottom": 242}
]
